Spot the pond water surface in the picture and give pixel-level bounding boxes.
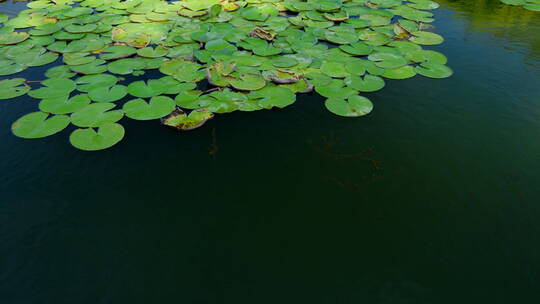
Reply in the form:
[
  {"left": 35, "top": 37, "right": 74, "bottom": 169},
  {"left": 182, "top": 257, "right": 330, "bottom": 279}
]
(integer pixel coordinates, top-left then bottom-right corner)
[{"left": 1, "top": 0, "right": 540, "bottom": 303}]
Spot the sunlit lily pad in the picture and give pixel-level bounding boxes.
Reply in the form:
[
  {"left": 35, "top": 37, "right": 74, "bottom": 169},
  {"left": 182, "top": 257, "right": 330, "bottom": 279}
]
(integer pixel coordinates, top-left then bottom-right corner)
[
  {"left": 0, "top": 31, "right": 29, "bottom": 45},
  {"left": 127, "top": 80, "right": 167, "bottom": 98}
]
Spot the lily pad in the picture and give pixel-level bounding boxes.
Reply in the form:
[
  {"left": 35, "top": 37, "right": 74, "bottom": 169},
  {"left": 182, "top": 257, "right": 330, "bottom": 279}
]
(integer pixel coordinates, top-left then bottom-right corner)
[
  {"left": 127, "top": 80, "right": 167, "bottom": 98},
  {"left": 39, "top": 94, "right": 91, "bottom": 115},
  {"left": 88, "top": 85, "right": 128, "bottom": 103},
  {"left": 325, "top": 96, "right": 374, "bottom": 117},
  {"left": 11, "top": 112, "right": 70, "bottom": 139},
  {"left": 123, "top": 96, "right": 176, "bottom": 120},
  {"left": 250, "top": 87, "right": 296, "bottom": 109},
  {"left": 230, "top": 73, "right": 267, "bottom": 91},
  {"left": 69, "top": 122, "right": 125, "bottom": 151},
  {"left": 415, "top": 62, "right": 453, "bottom": 79},
  {"left": 0, "top": 78, "right": 30, "bottom": 100},
  {"left": 71, "top": 103, "right": 124, "bottom": 128},
  {"left": 0, "top": 31, "right": 29, "bottom": 45},
  {"left": 28, "top": 78, "right": 76, "bottom": 99},
  {"left": 344, "top": 75, "right": 386, "bottom": 92}
]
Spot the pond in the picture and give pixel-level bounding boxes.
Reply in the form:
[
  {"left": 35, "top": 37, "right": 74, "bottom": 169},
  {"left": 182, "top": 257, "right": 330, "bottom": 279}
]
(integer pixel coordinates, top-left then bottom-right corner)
[{"left": 1, "top": 0, "right": 540, "bottom": 303}]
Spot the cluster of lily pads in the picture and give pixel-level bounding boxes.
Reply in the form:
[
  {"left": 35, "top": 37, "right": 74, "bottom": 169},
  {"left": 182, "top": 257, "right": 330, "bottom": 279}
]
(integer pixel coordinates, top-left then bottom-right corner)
[
  {"left": 500, "top": 0, "right": 540, "bottom": 11},
  {"left": 0, "top": 0, "right": 453, "bottom": 151}
]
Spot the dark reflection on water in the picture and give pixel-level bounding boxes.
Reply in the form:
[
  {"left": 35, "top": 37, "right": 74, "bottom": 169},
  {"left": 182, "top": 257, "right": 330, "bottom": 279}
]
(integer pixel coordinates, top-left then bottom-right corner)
[
  {"left": 1, "top": 1, "right": 540, "bottom": 303},
  {"left": 439, "top": 0, "right": 540, "bottom": 66}
]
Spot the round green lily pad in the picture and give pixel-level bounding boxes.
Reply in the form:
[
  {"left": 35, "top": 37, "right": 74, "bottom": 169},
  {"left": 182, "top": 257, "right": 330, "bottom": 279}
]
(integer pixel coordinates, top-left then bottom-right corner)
[
  {"left": 230, "top": 74, "right": 267, "bottom": 91},
  {"left": 69, "top": 122, "right": 125, "bottom": 151},
  {"left": 123, "top": 96, "right": 176, "bottom": 120},
  {"left": 415, "top": 62, "right": 453, "bottom": 79},
  {"left": 325, "top": 96, "right": 373, "bottom": 117},
  {"left": 127, "top": 80, "right": 167, "bottom": 98},
  {"left": 11, "top": 112, "right": 70, "bottom": 139}
]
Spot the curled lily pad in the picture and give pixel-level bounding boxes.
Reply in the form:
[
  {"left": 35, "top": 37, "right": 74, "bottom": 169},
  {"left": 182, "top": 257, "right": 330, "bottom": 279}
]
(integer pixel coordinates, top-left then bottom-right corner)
[
  {"left": 0, "top": 78, "right": 30, "bottom": 100},
  {"left": 71, "top": 103, "right": 124, "bottom": 128},
  {"left": 325, "top": 96, "right": 373, "bottom": 117},
  {"left": 123, "top": 96, "right": 176, "bottom": 120},
  {"left": 11, "top": 112, "right": 70, "bottom": 139},
  {"left": 69, "top": 122, "right": 125, "bottom": 151},
  {"left": 161, "top": 108, "right": 214, "bottom": 131}
]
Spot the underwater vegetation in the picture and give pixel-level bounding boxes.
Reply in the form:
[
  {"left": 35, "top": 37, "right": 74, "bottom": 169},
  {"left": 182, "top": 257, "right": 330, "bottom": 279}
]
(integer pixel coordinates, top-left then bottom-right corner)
[{"left": 0, "top": 0, "right": 455, "bottom": 151}]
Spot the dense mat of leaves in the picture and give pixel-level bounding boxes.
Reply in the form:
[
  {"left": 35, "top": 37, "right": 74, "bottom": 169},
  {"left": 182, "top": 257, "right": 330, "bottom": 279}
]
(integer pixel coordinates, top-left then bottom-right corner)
[{"left": 0, "top": 0, "right": 453, "bottom": 150}]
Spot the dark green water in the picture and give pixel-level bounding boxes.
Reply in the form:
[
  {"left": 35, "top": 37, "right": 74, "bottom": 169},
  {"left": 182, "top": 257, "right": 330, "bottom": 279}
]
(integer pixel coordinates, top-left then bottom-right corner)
[{"left": 1, "top": 1, "right": 540, "bottom": 303}]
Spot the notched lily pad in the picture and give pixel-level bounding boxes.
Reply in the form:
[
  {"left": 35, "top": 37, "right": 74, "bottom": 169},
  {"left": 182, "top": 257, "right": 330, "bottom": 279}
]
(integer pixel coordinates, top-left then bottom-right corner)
[
  {"left": 12, "top": 112, "right": 70, "bottom": 139},
  {"left": 69, "top": 122, "right": 125, "bottom": 151}
]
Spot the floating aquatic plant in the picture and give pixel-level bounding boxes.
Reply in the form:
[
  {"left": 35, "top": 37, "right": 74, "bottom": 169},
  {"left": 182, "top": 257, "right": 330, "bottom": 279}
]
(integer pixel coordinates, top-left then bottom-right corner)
[
  {"left": 500, "top": 0, "right": 540, "bottom": 11},
  {"left": 0, "top": 0, "right": 454, "bottom": 151}
]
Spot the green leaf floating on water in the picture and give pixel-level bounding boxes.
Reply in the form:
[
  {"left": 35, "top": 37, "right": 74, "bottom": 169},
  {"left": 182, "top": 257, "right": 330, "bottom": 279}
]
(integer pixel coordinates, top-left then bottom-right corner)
[
  {"left": 229, "top": 73, "right": 267, "bottom": 91},
  {"left": 39, "top": 94, "right": 91, "bottom": 115},
  {"left": 409, "top": 31, "right": 444, "bottom": 46},
  {"left": 0, "top": 31, "right": 29, "bottom": 45},
  {"left": 325, "top": 96, "right": 374, "bottom": 118},
  {"left": 71, "top": 103, "right": 124, "bottom": 128},
  {"left": 344, "top": 75, "right": 386, "bottom": 93},
  {"left": 161, "top": 108, "right": 214, "bottom": 131},
  {"left": 0, "top": 78, "right": 30, "bottom": 100},
  {"left": 69, "top": 123, "right": 125, "bottom": 151},
  {"left": 89, "top": 85, "right": 128, "bottom": 103},
  {"left": 28, "top": 78, "right": 77, "bottom": 99},
  {"left": 0, "top": 0, "right": 453, "bottom": 151},
  {"left": 11, "top": 112, "right": 71, "bottom": 139},
  {"left": 127, "top": 80, "right": 167, "bottom": 98},
  {"left": 415, "top": 62, "right": 454, "bottom": 79},
  {"left": 123, "top": 96, "right": 176, "bottom": 120}
]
